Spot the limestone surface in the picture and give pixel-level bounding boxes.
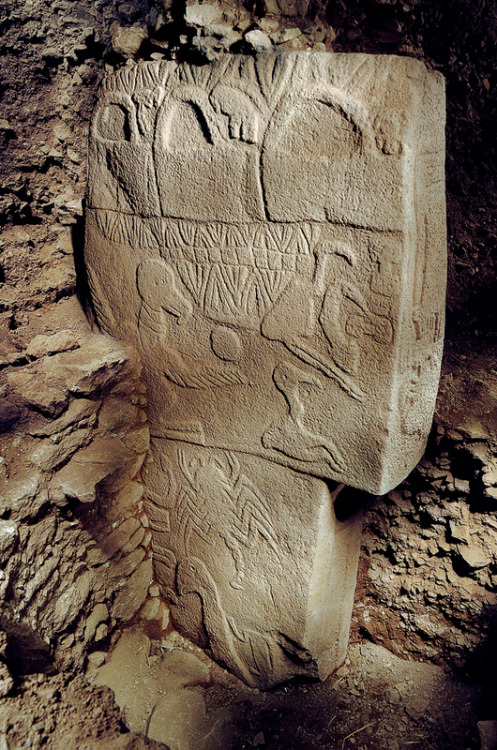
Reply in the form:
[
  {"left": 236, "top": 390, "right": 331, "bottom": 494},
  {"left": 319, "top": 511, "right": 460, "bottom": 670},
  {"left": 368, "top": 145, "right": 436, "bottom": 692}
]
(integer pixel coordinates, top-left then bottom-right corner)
[{"left": 85, "top": 53, "right": 446, "bottom": 687}]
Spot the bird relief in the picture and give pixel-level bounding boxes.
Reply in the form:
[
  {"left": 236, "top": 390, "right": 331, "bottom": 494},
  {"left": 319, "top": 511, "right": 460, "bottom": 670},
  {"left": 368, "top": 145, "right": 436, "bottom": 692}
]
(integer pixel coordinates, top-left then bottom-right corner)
[
  {"left": 175, "top": 447, "right": 278, "bottom": 591},
  {"left": 260, "top": 239, "right": 393, "bottom": 469},
  {"left": 136, "top": 257, "right": 245, "bottom": 390}
]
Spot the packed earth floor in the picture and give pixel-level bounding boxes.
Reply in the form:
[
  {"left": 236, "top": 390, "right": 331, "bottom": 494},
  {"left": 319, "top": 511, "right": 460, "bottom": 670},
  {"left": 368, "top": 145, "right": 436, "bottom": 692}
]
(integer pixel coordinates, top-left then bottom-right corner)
[{"left": 0, "top": 620, "right": 489, "bottom": 749}]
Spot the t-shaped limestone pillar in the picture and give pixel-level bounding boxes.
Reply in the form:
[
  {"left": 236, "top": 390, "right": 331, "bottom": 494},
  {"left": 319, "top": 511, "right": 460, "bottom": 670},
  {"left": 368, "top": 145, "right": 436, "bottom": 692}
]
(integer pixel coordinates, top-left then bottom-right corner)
[{"left": 85, "top": 53, "right": 446, "bottom": 688}]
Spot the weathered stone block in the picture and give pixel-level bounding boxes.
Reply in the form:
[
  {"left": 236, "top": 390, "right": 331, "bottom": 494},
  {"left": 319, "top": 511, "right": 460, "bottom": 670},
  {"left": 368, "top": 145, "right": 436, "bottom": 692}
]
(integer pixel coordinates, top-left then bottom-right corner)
[{"left": 85, "top": 53, "right": 446, "bottom": 687}]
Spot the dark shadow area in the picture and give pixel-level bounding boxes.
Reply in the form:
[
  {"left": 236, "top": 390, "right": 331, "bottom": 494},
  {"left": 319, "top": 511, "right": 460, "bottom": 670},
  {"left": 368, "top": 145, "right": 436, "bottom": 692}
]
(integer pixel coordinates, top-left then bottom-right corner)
[
  {"left": 71, "top": 209, "right": 98, "bottom": 328},
  {"left": 0, "top": 617, "right": 55, "bottom": 678},
  {"left": 334, "top": 485, "right": 375, "bottom": 522},
  {"left": 459, "top": 603, "right": 497, "bottom": 722}
]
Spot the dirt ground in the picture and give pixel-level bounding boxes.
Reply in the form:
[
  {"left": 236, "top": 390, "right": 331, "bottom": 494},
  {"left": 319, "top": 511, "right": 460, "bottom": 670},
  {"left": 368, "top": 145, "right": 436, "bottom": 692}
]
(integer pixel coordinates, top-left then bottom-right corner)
[{"left": 0, "top": 624, "right": 485, "bottom": 750}]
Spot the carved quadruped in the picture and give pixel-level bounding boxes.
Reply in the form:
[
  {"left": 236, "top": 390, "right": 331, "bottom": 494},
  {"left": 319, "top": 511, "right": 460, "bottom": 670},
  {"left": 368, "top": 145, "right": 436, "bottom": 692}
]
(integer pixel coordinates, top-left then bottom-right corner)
[{"left": 85, "top": 53, "right": 446, "bottom": 687}]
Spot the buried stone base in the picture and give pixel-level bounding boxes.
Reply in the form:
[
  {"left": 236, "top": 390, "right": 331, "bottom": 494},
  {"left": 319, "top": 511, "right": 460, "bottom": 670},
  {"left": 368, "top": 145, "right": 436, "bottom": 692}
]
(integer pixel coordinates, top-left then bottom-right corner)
[{"left": 143, "top": 440, "right": 363, "bottom": 689}]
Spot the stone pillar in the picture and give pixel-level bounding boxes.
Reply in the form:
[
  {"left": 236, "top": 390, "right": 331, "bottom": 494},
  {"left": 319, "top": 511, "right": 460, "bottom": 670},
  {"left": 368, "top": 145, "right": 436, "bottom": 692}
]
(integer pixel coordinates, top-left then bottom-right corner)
[{"left": 85, "top": 53, "right": 446, "bottom": 687}]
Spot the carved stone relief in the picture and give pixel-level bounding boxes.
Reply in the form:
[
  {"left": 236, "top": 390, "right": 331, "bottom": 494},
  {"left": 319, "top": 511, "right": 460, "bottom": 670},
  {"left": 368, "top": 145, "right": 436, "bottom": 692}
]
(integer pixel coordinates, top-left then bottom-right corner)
[{"left": 85, "top": 53, "right": 446, "bottom": 687}]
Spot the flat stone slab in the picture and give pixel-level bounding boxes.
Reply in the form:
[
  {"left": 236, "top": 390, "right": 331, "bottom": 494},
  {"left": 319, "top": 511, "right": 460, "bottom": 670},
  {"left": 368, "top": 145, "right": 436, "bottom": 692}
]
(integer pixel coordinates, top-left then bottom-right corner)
[{"left": 85, "top": 53, "right": 446, "bottom": 687}]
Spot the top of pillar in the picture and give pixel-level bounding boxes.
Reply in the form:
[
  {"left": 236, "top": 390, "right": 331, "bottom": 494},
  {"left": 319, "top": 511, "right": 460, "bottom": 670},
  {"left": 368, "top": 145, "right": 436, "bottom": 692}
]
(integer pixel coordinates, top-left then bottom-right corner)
[{"left": 85, "top": 53, "right": 446, "bottom": 494}]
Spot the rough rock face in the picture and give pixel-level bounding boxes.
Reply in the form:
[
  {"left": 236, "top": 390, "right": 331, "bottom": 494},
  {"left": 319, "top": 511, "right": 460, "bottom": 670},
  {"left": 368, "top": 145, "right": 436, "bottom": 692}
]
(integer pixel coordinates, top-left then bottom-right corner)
[
  {"left": 85, "top": 53, "right": 446, "bottom": 687},
  {"left": 0, "top": 316, "right": 168, "bottom": 672},
  {"left": 353, "top": 346, "right": 497, "bottom": 674}
]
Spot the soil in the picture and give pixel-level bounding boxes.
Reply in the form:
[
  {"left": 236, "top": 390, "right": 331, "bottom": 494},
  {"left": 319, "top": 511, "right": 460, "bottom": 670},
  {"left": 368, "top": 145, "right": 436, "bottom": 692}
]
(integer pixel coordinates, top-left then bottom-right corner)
[
  {"left": 0, "top": 673, "right": 144, "bottom": 749},
  {"left": 0, "top": 626, "right": 484, "bottom": 749}
]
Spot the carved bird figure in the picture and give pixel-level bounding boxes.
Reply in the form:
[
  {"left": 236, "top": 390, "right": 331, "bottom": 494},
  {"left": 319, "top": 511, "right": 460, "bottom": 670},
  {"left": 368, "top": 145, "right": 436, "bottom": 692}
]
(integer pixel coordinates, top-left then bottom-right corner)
[
  {"left": 176, "top": 556, "right": 282, "bottom": 688},
  {"left": 176, "top": 449, "right": 277, "bottom": 590},
  {"left": 137, "top": 258, "right": 245, "bottom": 389},
  {"left": 262, "top": 361, "right": 345, "bottom": 472}
]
